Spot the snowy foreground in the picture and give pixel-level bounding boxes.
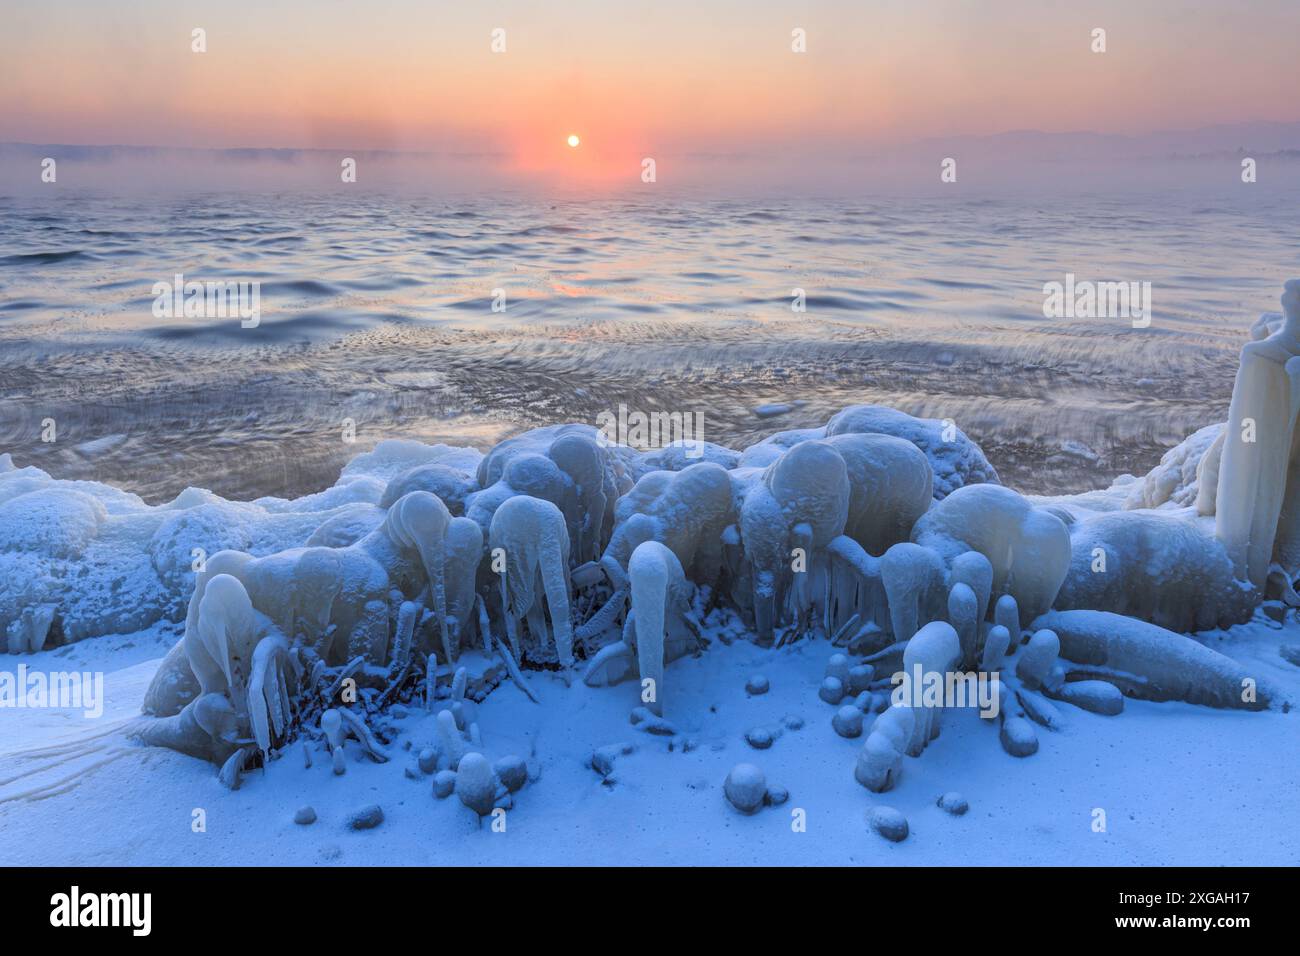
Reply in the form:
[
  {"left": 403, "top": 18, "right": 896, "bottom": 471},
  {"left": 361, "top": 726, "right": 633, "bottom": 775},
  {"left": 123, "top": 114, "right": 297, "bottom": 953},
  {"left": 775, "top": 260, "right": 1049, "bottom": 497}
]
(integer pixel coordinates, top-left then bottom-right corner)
[
  {"left": 5, "top": 282, "right": 1300, "bottom": 866},
  {"left": 0, "top": 612, "right": 1296, "bottom": 866}
]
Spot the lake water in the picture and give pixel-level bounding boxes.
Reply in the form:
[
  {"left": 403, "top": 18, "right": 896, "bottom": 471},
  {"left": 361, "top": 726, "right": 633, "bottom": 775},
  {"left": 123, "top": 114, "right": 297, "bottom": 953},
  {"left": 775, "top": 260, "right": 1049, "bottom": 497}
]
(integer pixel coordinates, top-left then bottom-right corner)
[{"left": 1, "top": 188, "right": 1297, "bottom": 502}]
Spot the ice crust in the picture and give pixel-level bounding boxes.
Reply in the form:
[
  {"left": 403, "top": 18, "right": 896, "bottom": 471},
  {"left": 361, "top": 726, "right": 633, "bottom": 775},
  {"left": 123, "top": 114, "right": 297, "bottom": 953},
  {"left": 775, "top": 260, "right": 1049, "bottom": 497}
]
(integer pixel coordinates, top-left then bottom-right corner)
[{"left": 3, "top": 283, "right": 1298, "bottom": 792}]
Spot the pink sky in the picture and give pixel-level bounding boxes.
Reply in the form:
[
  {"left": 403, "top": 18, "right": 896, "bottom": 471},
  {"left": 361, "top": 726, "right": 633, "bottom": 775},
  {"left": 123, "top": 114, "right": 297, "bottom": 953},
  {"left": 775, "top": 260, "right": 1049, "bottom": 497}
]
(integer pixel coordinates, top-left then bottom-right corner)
[{"left": 4, "top": 0, "right": 1298, "bottom": 188}]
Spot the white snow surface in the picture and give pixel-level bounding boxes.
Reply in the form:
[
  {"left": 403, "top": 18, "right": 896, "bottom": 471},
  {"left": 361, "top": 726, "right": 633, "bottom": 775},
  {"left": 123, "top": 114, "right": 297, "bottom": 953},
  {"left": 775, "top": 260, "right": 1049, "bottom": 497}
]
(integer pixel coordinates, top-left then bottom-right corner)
[
  {"left": 2, "top": 420, "right": 1299, "bottom": 865},
  {"left": 1, "top": 611, "right": 1297, "bottom": 865}
]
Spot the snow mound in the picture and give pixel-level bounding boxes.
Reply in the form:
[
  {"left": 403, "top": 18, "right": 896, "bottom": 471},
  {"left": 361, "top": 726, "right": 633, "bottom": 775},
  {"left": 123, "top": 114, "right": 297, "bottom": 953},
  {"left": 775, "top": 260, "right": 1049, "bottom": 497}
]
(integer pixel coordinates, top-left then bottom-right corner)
[{"left": 738, "top": 405, "right": 998, "bottom": 500}]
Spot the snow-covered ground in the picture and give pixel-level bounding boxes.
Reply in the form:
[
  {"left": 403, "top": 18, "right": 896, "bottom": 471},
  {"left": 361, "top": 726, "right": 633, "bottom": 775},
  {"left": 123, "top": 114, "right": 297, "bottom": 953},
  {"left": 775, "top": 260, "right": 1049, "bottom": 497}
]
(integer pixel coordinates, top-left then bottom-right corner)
[
  {"left": 3, "top": 387, "right": 1299, "bottom": 866},
  {"left": 2, "top": 613, "right": 1296, "bottom": 866}
]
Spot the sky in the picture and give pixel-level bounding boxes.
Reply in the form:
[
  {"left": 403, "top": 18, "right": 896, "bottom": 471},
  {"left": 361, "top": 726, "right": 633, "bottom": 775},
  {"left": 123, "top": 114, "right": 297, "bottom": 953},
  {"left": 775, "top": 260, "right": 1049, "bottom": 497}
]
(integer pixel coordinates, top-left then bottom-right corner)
[{"left": 3, "top": 0, "right": 1299, "bottom": 190}]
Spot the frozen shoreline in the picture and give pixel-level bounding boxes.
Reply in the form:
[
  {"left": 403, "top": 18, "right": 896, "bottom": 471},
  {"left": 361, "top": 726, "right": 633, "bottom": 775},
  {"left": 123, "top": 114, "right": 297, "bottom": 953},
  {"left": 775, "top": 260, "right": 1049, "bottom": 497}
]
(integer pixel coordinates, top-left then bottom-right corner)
[
  {"left": 7, "top": 191, "right": 1298, "bottom": 503},
  {"left": 2, "top": 613, "right": 1296, "bottom": 866},
  {"left": 4, "top": 299, "right": 1300, "bottom": 864}
]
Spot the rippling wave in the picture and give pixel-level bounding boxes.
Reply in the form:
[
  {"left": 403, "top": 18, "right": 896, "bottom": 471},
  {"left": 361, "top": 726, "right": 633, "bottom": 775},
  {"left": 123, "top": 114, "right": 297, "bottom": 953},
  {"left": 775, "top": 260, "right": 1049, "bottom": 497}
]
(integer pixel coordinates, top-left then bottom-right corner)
[{"left": 1, "top": 190, "right": 1296, "bottom": 502}]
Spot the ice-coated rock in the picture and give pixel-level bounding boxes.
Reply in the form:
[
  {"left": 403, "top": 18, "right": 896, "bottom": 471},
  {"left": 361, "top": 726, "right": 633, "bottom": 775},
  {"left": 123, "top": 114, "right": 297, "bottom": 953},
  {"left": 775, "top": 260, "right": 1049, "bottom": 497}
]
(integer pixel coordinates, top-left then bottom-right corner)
[
  {"left": 1053, "top": 679, "right": 1125, "bottom": 715},
  {"left": 494, "top": 755, "right": 528, "bottom": 793},
  {"left": 724, "top": 763, "right": 768, "bottom": 814},
  {"left": 824, "top": 404, "right": 998, "bottom": 500},
  {"left": 818, "top": 676, "right": 845, "bottom": 705},
  {"left": 380, "top": 462, "right": 475, "bottom": 514},
  {"left": 832, "top": 705, "right": 864, "bottom": 738},
  {"left": 432, "top": 769, "right": 457, "bottom": 798},
  {"left": 822, "top": 432, "right": 934, "bottom": 552},
  {"left": 994, "top": 594, "right": 1020, "bottom": 645},
  {"left": 825, "top": 653, "right": 851, "bottom": 685},
  {"left": 605, "top": 462, "right": 736, "bottom": 593},
  {"left": 912, "top": 484, "right": 1071, "bottom": 626},
  {"left": 591, "top": 742, "right": 634, "bottom": 777},
  {"left": 999, "top": 717, "right": 1039, "bottom": 757},
  {"left": 1036, "top": 609, "right": 1271, "bottom": 710},
  {"left": 454, "top": 753, "right": 497, "bottom": 816},
  {"left": 1056, "top": 507, "right": 1253, "bottom": 632},
  {"left": 937, "top": 792, "right": 968, "bottom": 816},
  {"left": 764, "top": 784, "right": 789, "bottom": 806},
  {"left": 293, "top": 806, "right": 317, "bottom": 825},
  {"left": 417, "top": 747, "right": 439, "bottom": 775},
  {"left": 346, "top": 804, "right": 384, "bottom": 830},
  {"left": 470, "top": 425, "right": 622, "bottom": 570},
  {"left": 745, "top": 674, "right": 770, "bottom": 695},
  {"left": 745, "top": 727, "right": 774, "bottom": 750},
  {"left": 980, "top": 624, "right": 1011, "bottom": 672},
  {"left": 1016, "top": 629, "right": 1060, "bottom": 690},
  {"left": 736, "top": 440, "right": 851, "bottom": 641},
  {"left": 867, "top": 805, "right": 910, "bottom": 842},
  {"left": 854, "top": 704, "right": 914, "bottom": 793},
  {"left": 847, "top": 664, "right": 874, "bottom": 695}
]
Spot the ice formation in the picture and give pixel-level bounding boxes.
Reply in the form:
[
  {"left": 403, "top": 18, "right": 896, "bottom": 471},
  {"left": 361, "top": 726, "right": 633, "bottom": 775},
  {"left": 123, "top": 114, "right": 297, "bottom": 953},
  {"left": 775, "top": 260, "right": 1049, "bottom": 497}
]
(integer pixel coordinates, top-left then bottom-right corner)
[
  {"left": 1215, "top": 279, "right": 1300, "bottom": 592},
  {"left": 4, "top": 281, "right": 1296, "bottom": 794},
  {"left": 489, "top": 494, "right": 574, "bottom": 667}
]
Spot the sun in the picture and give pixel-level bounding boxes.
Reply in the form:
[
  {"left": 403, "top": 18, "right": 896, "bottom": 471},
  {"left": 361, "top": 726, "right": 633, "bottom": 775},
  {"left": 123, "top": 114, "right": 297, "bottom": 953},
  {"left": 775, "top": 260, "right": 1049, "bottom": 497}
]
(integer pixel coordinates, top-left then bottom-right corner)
[{"left": 567, "top": 134, "right": 580, "bottom": 148}]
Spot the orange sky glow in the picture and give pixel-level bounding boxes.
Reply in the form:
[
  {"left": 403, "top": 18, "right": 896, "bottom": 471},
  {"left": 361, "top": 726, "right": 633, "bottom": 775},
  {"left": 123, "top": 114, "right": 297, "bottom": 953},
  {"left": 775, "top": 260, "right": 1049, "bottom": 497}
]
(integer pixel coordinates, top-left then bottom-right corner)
[{"left": 3, "top": 1, "right": 1298, "bottom": 191}]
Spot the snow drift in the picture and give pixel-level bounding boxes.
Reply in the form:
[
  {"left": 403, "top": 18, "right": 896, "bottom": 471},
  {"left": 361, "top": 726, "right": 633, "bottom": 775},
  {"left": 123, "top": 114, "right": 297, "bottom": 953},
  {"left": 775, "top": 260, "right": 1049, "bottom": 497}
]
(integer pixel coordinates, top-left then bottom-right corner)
[{"left": 3, "top": 281, "right": 1297, "bottom": 797}]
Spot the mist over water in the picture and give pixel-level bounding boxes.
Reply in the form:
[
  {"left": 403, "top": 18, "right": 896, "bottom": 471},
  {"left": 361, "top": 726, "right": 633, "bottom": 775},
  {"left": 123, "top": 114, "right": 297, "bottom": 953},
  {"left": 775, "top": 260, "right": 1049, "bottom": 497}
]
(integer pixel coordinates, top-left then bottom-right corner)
[{"left": 1, "top": 188, "right": 1297, "bottom": 503}]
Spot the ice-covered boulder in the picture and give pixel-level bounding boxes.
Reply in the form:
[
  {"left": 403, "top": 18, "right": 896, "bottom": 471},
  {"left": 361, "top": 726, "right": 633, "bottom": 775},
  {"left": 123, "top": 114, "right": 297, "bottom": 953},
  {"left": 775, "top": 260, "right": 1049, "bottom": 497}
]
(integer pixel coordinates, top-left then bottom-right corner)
[
  {"left": 826, "top": 405, "right": 998, "bottom": 500},
  {"left": 380, "top": 463, "right": 477, "bottom": 515},
  {"left": 130, "top": 570, "right": 307, "bottom": 781},
  {"left": 303, "top": 503, "right": 386, "bottom": 548},
  {"left": 149, "top": 502, "right": 255, "bottom": 596},
  {"left": 603, "top": 462, "right": 735, "bottom": 589},
  {"left": 338, "top": 439, "right": 482, "bottom": 486},
  {"left": 1123, "top": 423, "right": 1223, "bottom": 513},
  {"left": 489, "top": 494, "right": 573, "bottom": 666},
  {"left": 0, "top": 462, "right": 382, "bottom": 651},
  {"left": 763, "top": 442, "right": 850, "bottom": 547},
  {"left": 640, "top": 439, "right": 740, "bottom": 473},
  {"left": 880, "top": 542, "right": 947, "bottom": 642},
  {"left": 724, "top": 763, "right": 768, "bottom": 814},
  {"left": 854, "top": 704, "right": 914, "bottom": 792},
  {"left": 1055, "top": 509, "right": 1254, "bottom": 632},
  {"left": 899, "top": 620, "right": 961, "bottom": 756},
  {"left": 822, "top": 433, "right": 933, "bottom": 555},
  {"left": 157, "top": 491, "right": 476, "bottom": 681},
  {"left": 0, "top": 487, "right": 107, "bottom": 558},
  {"left": 471, "top": 425, "right": 631, "bottom": 565},
  {"left": 731, "top": 441, "right": 855, "bottom": 641},
  {"left": 1034, "top": 609, "right": 1271, "bottom": 710},
  {"left": 738, "top": 406, "right": 997, "bottom": 501},
  {"left": 912, "top": 483, "right": 1070, "bottom": 625}
]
